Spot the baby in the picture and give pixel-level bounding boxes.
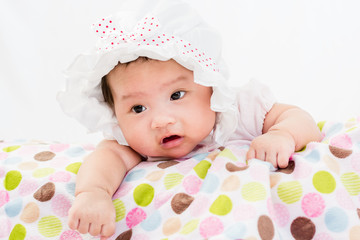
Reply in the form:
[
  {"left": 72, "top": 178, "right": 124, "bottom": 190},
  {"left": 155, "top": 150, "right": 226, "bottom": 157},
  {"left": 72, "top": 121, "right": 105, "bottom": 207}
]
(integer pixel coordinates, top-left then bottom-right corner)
[{"left": 57, "top": 0, "right": 321, "bottom": 239}]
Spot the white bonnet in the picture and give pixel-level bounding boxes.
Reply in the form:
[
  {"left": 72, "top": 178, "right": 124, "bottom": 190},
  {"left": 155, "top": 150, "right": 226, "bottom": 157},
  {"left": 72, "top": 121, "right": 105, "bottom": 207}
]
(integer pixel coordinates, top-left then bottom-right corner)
[{"left": 57, "top": 0, "right": 238, "bottom": 146}]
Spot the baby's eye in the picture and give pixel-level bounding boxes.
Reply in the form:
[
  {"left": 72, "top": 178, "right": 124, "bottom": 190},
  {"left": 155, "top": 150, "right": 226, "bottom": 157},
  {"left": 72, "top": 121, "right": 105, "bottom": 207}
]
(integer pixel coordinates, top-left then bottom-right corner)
[
  {"left": 170, "top": 91, "right": 185, "bottom": 101},
  {"left": 132, "top": 105, "right": 146, "bottom": 114}
]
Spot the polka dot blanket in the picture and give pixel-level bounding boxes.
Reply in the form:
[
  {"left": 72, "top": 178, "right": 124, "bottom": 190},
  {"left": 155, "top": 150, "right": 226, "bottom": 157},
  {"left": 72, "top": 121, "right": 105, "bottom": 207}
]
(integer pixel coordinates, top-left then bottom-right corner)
[{"left": 1, "top": 118, "right": 360, "bottom": 240}]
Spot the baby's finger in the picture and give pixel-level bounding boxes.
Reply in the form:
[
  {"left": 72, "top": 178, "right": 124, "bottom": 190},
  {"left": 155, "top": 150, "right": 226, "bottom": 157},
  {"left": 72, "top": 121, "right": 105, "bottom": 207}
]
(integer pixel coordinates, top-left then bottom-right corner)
[
  {"left": 277, "top": 151, "right": 290, "bottom": 168},
  {"left": 246, "top": 148, "right": 255, "bottom": 160},
  {"left": 255, "top": 149, "right": 266, "bottom": 162},
  {"left": 265, "top": 151, "right": 278, "bottom": 168},
  {"left": 101, "top": 221, "right": 116, "bottom": 239},
  {"left": 77, "top": 219, "right": 90, "bottom": 234},
  {"left": 89, "top": 222, "right": 102, "bottom": 237},
  {"left": 68, "top": 216, "right": 79, "bottom": 231}
]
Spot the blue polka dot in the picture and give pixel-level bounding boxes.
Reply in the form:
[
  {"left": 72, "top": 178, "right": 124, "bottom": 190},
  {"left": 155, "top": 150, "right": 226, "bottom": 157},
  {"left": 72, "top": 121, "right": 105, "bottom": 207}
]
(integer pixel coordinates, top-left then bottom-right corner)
[
  {"left": 140, "top": 210, "right": 161, "bottom": 231},
  {"left": 4, "top": 157, "right": 23, "bottom": 165},
  {"left": 66, "top": 182, "right": 76, "bottom": 196},
  {"left": 325, "top": 207, "right": 348, "bottom": 232},
  {"left": 200, "top": 173, "right": 219, "bottom": 193},
  {"left": 326, "top": 123, "right": 344, "bottom": 138},
  {"left": 193, "top": 153, "right": 209, "bottom": 161},
  {"left": 305, "top": 150, "right": 320, "bottom": 163},
  {"left": 124, "top": 169, "right": 146, "bottom": 182},
  {"left": 225, "top": 222, "right": 247, "bottom": 239},
  {"left": 5, "top": 198, "right": 22, "bottom": 217},
  {"left": 65, "top": 147, "right": 85, "bottom": 157}
]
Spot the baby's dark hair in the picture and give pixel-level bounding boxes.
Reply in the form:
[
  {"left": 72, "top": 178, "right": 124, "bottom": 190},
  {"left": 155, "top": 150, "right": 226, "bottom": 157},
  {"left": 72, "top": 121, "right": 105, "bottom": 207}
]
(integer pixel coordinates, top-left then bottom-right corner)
[{"left": 101, "top": 57, "right": 150, "bottom": 109}]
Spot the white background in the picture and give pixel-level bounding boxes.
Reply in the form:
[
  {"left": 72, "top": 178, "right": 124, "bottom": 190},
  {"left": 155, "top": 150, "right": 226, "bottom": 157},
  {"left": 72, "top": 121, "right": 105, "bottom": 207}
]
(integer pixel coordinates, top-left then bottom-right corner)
[{"left": 1, "top": 0, "right": 359, "bottom": 144}]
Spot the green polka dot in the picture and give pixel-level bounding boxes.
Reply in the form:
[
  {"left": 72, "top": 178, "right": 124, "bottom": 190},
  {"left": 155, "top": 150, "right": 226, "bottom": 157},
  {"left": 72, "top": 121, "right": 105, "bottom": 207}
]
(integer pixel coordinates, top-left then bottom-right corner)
[
  {"left": 113, "top": 199, "right": 126, "bottom": 221},
  {"left": 180, "top": 219, "right": 200, "bottom": 234},
  {"left": 4, "top": 170, "right": 22, "bottom": 191},
  {"left": 209, "top": 194, "right": 233, "bottom": 216},
  {"left": 313, "top": 171, "right": 336, "bottom": 194},
  {"left": 133, "top": 183, "right": 155, "bottom": 207},
  {"left": 32, "top": 168, "right": 55, "bottom": 178},
  {"left": 317, "top": 121, "right": 326, "bottom": 131},
  {"left": 9, "top": 224, "right": 26, "bottom": 240},
  {"left": 38, "top": 216, "right": 62, "bottom": 237},
  {"left": 164, "top": 173, "right": 184, "bottom": 190},
  {"left": 277, "top": 181, "right": 303, "bottom": 204},
  {"left": 3, "top": 145, "right": 21, "bottom": 153},
  {"left": 218, "top": 148, "right": 237, "bottom": 161},
  {"left": 242, "top": 182, "right": 267, "bottom": 202},
  {"left": 65, "top": 162, "right": 82, "bottom": 174},
  {"left": 341, "top": 172, "right": 360, "bottom": 196},
  {"left": 193, "top": 160, "right": 211, "bottom": 179}
]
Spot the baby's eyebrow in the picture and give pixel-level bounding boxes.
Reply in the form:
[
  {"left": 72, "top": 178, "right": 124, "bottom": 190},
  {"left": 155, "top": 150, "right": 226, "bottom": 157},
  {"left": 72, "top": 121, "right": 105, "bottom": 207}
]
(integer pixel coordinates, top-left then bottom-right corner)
[{"left": 120, "top": 75, "right": 190, "bottom": 100}]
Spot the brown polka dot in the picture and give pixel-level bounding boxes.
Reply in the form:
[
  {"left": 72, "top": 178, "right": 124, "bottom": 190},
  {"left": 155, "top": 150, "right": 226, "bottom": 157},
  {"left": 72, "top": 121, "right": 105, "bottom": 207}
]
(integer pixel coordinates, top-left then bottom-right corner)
[
  {"left": 357, "top": 208, "right": 360, "bottom": 219},
  {"left": 290, "top": 217, "right": 316, "bottom": 240},
  {"left": 34, "top": 151, "right": 56, "bottom": 161},
  {"left": 33, "top": 182, "right": 55, "bottom": 202},
  {"left": 218, "top": 146, "right": 225, "bottom": 151},
  {"left": 226, "top": 162, "right": 249, "bottom": 172},
  {"left": 207, "top": 150, "right": 220, "bottom": 161},
  {"left": 157, "top": 160, "right": 179, "bottom": 169},
  {"left": 329, "top": 145, "right": 352, "bottom": 158},
  {"left": 276, "top": 161, "right": 295, "bottom": 174},
  {"left": 257, "top": 215, "right": 274, "bottom": 240},
  {"left": 171, "top": 193, "right": 194, "bottom": 214},
  {"left": 115, "top": 229, "right": 132, "bottom": 240}
]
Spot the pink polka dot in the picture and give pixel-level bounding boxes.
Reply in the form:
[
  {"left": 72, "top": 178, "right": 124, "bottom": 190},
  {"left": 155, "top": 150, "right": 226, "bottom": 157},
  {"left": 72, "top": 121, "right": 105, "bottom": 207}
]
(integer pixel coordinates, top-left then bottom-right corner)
[
  {"left": 313, "top": 232, "right": 334, "bottom": 240},
  {"left": 0, "top": 190, "right": 9, "bottom": 208},
  {"left": 82, "top": 143, "right": 95, "bottom": 151},
  {"left": 175, "top": 159, "right": 197, "bottom": 174},
  {"left": 183, "top": 175, "right": 201, "bottom": 194},
  {"left": 199, "top": 216, "right": 224, "bottom": 238},
  {"left": 336, "top": 188, "right": 355, "bottom": 210},
  {"left": 126, "top": 208, "right": 147, "bottom": 228},
  {"left": 267, "top": 198, "right": 289, "bottom": 227},
  {"left": 60, "top": 230, "right": 82, "bottom": 240},
  {"left": 49, "top": 171, "right": 71, "bottom": 182},
  {"left": 19, "top": 179, "right": 39, "bottom": 196},
  {"left": 132, "top": 234, "right": 150, "bottom": 240},
  {"left": 351, "top": 153, "right": 360, "bottom": 172},
  {"left": 0, "top": 167, "right": 5, "bottom": 178},
  {"left": 330, "top": 133, "right": 352, "bottom": 149},
  {"left": 272, "top": 203, "right": 290, "bottom": 227},
  {"left": 18, "top": 145, "right": 39, "bottom": 155},
  {"left": 189, "top": 195, "right": 210, "bottom": 217},
  {"left": 51, "top": 194, "right": 71, "bottom": 217},
  {"left": 233, "top": 203, "right": 256, "bottom": 221},
  {"left": 250, "top": 164, "right": 269, "bottom": 182},
  {"left": 0, "top": 152, "right": 8, "bottom": 161},
  {"left": 301, "top": 193, "right": 325, "bottom": 217},
  {"left": 154, "top": 192, "right": 173, "bottom": 209},
  {"left": 292, "top": 159, "right": 312, "bottom": 179},
  {"left": 113, "top": 183, "right": 133, "bottom": 198},
  {"left": 0, "top": 217, "right": 11, "bottom": 238},
  {"left": 50, "top": 143, "right": 70, "bottom": 152}
]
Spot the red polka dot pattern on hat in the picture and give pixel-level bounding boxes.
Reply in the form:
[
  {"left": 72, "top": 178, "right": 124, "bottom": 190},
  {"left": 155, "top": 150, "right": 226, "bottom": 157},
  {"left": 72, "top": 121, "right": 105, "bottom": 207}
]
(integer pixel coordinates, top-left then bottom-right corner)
[{"left": 92, "top": 15, "right": 219, "bottom": 72}]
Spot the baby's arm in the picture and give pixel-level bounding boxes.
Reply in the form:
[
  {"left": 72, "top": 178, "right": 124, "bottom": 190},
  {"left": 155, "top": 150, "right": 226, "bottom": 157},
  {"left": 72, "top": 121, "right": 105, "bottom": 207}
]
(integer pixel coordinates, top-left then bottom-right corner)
[
  {"left": 246, "top": 103, "right": 321, "bottom": 168},
  {"left": 68, "top": 140, "right": 141, "bottom": 239}
]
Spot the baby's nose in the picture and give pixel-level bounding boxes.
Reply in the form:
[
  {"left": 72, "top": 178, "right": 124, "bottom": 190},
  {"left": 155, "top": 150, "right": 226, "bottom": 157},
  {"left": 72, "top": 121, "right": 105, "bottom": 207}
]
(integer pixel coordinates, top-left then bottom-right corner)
[{"left": 151, "top": 114, "right": 176, "bottom": 129}]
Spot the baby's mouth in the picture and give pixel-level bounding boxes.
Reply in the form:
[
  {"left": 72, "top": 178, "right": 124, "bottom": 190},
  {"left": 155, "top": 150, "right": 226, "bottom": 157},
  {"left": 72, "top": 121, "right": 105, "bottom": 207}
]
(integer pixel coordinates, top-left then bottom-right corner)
[{"left": 162, "top": 135, "right": 181, "bottom": 144}]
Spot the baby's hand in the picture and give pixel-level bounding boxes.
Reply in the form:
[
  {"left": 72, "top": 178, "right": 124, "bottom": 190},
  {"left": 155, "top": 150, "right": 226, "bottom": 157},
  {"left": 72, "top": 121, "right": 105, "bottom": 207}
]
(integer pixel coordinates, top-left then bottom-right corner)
[
  {"left": 246, "top": 130, "right": 295, "bottom": 168},
  {"left": 68, "top": 190, "right": 116, "bottom": 240}
]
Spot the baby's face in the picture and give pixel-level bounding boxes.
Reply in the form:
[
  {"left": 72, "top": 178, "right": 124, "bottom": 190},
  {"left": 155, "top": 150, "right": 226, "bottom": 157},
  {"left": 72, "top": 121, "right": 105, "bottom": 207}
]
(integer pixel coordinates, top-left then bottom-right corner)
[{"left": 107, "top": 59, "right": 216, "bottom": 158}]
